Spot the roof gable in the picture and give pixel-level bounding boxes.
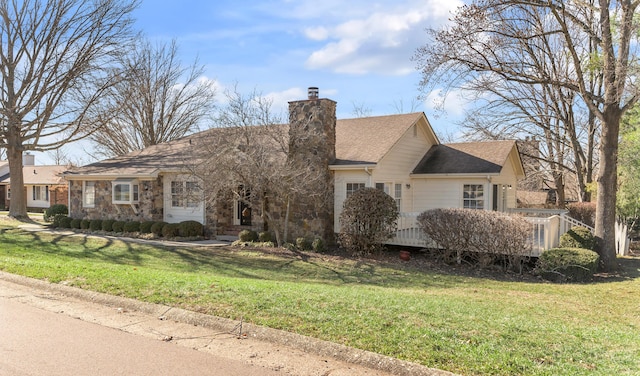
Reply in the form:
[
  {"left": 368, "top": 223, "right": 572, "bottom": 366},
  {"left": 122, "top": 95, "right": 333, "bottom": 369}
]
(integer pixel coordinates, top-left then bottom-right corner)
[
  {"left": 334, "top": 112, "right": 435, "bottom": 165},
  {"left": 412, "top": 140, "right": 518, "bottom": 175}
]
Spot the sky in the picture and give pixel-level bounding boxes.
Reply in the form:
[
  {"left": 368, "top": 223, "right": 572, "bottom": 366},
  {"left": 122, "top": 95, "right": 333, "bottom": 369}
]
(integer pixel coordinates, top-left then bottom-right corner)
[{"left": 42, "top": 0, "right": 469, "bottom": 165}]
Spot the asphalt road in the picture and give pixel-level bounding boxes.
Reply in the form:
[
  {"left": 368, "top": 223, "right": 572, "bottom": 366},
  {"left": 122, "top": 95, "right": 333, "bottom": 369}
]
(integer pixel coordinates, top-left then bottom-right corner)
[
  {"left": 0, "top": 296, "right": 282, "bottom": 376},
  {"left": 0, "top": 274, "right": 437, "bottom": 376}
]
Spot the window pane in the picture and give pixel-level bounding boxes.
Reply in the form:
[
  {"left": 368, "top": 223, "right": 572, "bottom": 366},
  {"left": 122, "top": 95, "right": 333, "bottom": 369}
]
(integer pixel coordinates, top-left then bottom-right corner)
[
  {"left": 84, "top": 182, "right": 95, "bottom": 207},
  {"left": 185, "top": 181, "right": 200, "bottom": 207},
  {"left": 114, "top": 184, "right": 130, "bottom": 201},
  {"left": 171, "top": 181, "right": 184, "bottom": 207},
  {"left": 346, "top": 183, "right": 365, "bottom": 197},
  {"left": 463, "top": 184, "right": 484, "bottom": 210}
]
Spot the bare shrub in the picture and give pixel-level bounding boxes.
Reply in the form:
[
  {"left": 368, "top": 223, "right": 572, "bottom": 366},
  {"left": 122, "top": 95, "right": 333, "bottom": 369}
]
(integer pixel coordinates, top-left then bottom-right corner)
[
  {"left": 417, "top": 208, "right": 532, "bottom": 271},
  {"left": 566, "top": 202, "right": 596, "bottom": 228},
  {"left": 339, "top": 188, "right": 399, "bottom": 256}
]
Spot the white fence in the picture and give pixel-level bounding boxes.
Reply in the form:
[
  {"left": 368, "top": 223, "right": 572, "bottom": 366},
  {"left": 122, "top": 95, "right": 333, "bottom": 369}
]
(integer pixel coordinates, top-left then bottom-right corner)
[{"left": 388, "top": 211, "right": 631, "bottom": 257}]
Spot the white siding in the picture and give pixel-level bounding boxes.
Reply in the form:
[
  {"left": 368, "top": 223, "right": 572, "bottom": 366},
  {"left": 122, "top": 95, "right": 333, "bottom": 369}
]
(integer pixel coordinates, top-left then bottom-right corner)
[
  {"left": 333, "top": 122, "right": 437, "bottom": 232},
  {"left": 411, "top": 178, "right": 492, "bottom": 212},
  {"left": 163, "top": 174, "right": 205, "bottom": 224},
  {"left": 334, "top": 170, "right": 370, "bottom": 232},
  {"left": 26, "top": 185, "right": 50, "bottom": 209}
]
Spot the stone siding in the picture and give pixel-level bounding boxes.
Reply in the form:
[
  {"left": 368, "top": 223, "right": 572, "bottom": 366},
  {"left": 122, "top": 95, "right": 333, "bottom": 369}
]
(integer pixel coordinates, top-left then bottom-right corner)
[
  {"left": 69, "top": 179, "right": 164, "bottom": 221},
  {"left": 287, "top": 98, "right": 336, "bottom": 243}
]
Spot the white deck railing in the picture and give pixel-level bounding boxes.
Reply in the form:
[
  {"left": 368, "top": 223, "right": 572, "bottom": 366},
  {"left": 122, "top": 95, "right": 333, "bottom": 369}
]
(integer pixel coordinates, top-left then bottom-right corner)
[{"left": 387, "top": 211, "right": 595, "bottom": 257}]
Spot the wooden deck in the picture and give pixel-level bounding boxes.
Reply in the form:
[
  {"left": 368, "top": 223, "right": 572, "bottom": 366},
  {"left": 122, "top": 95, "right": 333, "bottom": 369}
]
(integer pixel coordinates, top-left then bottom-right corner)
[{"left": 387, "top": 211, "right": 603, "bottom": 257}]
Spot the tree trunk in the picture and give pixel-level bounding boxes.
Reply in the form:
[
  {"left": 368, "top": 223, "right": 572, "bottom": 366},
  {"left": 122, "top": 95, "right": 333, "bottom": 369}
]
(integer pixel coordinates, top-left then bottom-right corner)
[
  {"left": 7, "top": 145, "right": 28, "bottom": 219},
  {"left": 594, "top": 108, "right": 620, "bottom": 271}
]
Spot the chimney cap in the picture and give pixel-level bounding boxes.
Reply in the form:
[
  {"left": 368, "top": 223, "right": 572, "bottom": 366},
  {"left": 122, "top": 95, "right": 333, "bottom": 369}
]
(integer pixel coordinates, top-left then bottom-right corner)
[{"left": 308, "top": 87, "right": 319, "bottom": 100}]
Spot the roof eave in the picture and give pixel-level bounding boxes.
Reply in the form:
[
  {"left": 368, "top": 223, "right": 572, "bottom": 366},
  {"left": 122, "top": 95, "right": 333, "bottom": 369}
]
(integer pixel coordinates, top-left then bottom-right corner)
[
  {"left": 410, "top": 173, "right": 501, "bottom": 179},
  {"left": 329, "top": 164, "right": 377, "bottom": 171}
]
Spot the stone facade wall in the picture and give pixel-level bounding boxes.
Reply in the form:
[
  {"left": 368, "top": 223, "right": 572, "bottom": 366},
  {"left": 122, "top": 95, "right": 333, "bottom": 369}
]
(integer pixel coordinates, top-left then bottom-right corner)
[
  {"left": 69, "top": 179, "right": 164, "bottom": 221},
  {"left": 287, "top": 97, "right": 336, "bottom": 243}
]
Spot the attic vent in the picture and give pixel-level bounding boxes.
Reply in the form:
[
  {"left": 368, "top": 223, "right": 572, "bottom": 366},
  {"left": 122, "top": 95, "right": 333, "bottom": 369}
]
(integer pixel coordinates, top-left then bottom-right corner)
[{"left": 308, "top": 87, "right": 319, "bottom": 100}]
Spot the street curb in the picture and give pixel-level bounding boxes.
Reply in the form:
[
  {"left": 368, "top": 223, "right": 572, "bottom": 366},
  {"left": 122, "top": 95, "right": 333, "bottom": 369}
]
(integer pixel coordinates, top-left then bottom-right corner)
[{"left": 0, "top": 271, "right": 457, "bottom": 376}]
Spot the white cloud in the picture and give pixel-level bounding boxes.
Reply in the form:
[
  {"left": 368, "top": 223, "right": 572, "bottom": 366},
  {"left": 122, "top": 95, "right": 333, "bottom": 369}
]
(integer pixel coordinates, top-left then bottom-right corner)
[
  {"left": 303, "top": 0, "right": 464, "bottom": 75},
  {"left": 304, "top": 26, "right": 329, "bottom": 41},
  {"left": 423, "top": 88, "right": 468, "bottom": 117}
]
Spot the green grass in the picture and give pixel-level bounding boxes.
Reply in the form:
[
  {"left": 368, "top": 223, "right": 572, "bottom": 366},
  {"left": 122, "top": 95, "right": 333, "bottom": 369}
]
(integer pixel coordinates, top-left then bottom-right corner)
[{"left": 0, "top": 218, "right": 639, "bottom": 375}]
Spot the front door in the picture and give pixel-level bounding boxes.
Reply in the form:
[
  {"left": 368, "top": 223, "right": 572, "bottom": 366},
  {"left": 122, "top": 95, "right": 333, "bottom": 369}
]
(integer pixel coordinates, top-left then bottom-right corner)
[{"left": 236, "top": 186, "right": 251, "bottom": 226}]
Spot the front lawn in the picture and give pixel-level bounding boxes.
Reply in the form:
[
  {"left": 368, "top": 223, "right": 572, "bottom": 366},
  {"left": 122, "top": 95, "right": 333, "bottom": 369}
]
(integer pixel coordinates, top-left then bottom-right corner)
[{"left": 0, "top": 218, "right": 638, "bottom": 375}]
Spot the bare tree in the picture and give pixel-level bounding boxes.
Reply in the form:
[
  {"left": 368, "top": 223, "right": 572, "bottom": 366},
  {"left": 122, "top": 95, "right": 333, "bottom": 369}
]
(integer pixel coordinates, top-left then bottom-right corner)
[
  {"left": 188, "top": 87, "right": 331, "bottom": 246},
  {"left": 90, "top": 38, "right": 216, "bottom": 157},
  {"left": 47, "top": 147, "right": 72, "bottom": 166},
  {"left": 351, "top": 101, "right": 372, "bottom": 118},
  {"left": 0, "top": 0, "right": 139, "bottom": 219},
  {"left": 415, "top": 0, "right": 640, "bottom": 271}
]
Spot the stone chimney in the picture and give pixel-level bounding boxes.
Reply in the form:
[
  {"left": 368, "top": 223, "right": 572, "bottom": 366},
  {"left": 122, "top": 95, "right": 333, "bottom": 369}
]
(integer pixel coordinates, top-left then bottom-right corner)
[{"left": 287, "top": 87, "right": 336, "bottom": 243}]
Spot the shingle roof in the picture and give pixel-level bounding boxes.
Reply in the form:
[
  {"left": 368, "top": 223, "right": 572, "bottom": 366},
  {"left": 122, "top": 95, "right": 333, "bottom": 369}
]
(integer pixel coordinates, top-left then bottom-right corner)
[
  {"left": 0, "top": 165, "right": 66, "bottom": 185},
  {"left": 412, "top": 140, "right": 517, "bottom": 175},
  {"left": 63, "top": 134, "right": 198, "bottom": 178},
  {"left": 335, "top": 112, "right": 425, "bottom": 165},
  {"left": 65, "top": 113, "right": 427, "bottom": 177}
]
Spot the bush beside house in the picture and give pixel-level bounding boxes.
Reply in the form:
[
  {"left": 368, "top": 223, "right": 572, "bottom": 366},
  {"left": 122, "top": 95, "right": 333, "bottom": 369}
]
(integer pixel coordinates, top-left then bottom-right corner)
[
  {"left": 51, "top": 216, "right": 205, "bottom": 241},
  {"left": 338, "top": 187, "right": 399, "bottom": 256},
  {"left": 535, "top": 247, "right": 600, "bottom": 282},
  {"left": 535, "top": 225, "right": 599, "bottom": 282},
  {"left": 417, "top": 208, "right": 532, "bottom": 270}
]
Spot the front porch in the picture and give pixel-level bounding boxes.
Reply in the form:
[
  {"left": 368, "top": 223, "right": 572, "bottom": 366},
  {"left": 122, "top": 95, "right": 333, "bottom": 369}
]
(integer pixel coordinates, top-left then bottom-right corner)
[{"left": 387, "top": 210, "right": 626, "bottom": 257}]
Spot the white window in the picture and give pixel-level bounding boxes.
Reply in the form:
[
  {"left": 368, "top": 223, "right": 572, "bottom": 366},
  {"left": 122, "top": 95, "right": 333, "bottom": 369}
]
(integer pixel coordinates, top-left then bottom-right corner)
[
  {"left": 463, "top": 184, "right": 484, "bottom": 210},
  {"left": 376, "top": 182, "right": 402, "bottom": 210},
  {"left": 346, "top": 182, "right": 365, "bottom": 198},
  {"left": 83, "top": 181, "right": 95, "bottom": 208},
  {"left": 32, "top": 185, "right": 49, "bottom": 201},
  {"left": 171, "top": 180, "right": 201, "bottom": 208},
  {"left": 375, "top": 182, "right": 390, "bottom": 194},
  {"left": 6, "top": 187, "right": 10, "bottom": 200},
  {"left": 394, "top": 183, "right": 402, "bottom": 210},
  {"left": 112, "top": 179, "right": 139, "bottom": 204}
]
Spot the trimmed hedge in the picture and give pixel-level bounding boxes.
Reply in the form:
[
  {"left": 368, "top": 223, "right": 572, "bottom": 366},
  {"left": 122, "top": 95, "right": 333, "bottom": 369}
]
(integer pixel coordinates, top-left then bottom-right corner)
[
  {"left": 239, "top": 229, "right": 258, "bottom": 242},
  {"left": 151, "top": 221, "right": 167, "bottom": 236},
  {"left": 339, "top": 187, "right": 399, "bottom": 256},
  {"left": 559, "top": 226, "right": 595, "bottom": 250},
  {"left": 140, "top": 221, "right": 156, "bottom": 234},
  {"left": 296, "top": 237, "right": 312, "bottom": 251},
  {"left": 70, "top": 218, "right": 82, "bottom": 229},
  {"left": 102, "top": 219, "right": 115, "bottom": 232},
  {"left": 178, "top": 220, "right": 203, "bottom": 237},
  {"left": 536, "top": 247, "right": 600, "bottom": 282},
  {"left": 44, "top": 204, "right": 68, "bottom": 222},
  {"left": 162, "top": 223, "right": 180, "bottom": 238},
  {"left": 80, "top": 219, "right": 90, "bottom": 230},
  {"left": 417, "top": 208, "right": 532, "bottom": 269},
  {"left": 123, "top": 221, "right": 140, "bottom": 233},
  {"left": 58, "top": 216, "right": 73, "bottom": 229},
  {"left": 112, "top": 221, "right": 125, "bottom": 232},
  {"left": 89, "top": 220, "right": 103, "bottom": 231},
  {"left": 258, "top": 231, "right": 272, "bottom": 242}
]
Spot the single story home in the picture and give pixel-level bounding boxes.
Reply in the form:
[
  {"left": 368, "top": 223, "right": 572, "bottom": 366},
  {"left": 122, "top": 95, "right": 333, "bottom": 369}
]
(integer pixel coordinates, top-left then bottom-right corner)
[
  {"left": 0, "top": 154, "right": 68, "bottom": 211},
  {"left": 63, "top": 88, "right": 524, "bottom": 242}
]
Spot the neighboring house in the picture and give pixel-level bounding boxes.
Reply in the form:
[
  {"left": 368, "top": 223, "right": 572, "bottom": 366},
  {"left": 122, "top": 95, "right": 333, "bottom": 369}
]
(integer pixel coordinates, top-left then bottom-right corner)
[
  {"left": 63, "top": 88, "right": 525, "bottom": 242},
  {"left": 0, "top": 154, "right": 69, "bottom": 211}
]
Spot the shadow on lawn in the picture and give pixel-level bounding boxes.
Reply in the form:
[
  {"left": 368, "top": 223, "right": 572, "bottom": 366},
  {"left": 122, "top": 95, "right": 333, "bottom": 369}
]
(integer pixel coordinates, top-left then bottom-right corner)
[
  {"left": 593, "top": 257, "right": 640, "bottom": 282},
  {"left": 8, "top": 226, "right": 640, "bottom": 288}
]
